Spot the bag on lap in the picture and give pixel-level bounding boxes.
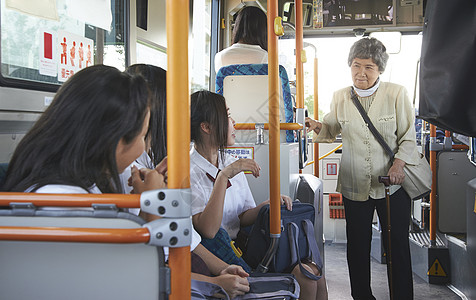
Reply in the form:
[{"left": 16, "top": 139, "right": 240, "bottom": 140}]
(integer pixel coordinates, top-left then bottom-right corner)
[
  {"left": 192, "top": 279, "right": 229, "bottom": 300},
  {"left": 236, "top": 273, "right": 300, "bottom": 300},
  {"left": 242, "top": 201, "right": 323, "bottom": 280},
  {"left": 191, "top": 273, "right": 300, "bottom": 300}
]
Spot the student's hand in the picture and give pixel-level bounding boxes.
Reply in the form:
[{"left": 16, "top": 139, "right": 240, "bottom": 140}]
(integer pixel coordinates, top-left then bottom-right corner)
[
  {"left": 281, "top": 194, "right": 293, "bottom": 211},
  {"left": 220, "top": 265, "right": 249, "bottom": 278},
  {"left": 305, "top": 117, "right": 322, "bottom": 134},
  {"left": 262, "top": 194, "right": 293, "bottom": 211},
  {"left": 212, "top": 274, "right": 250, "bottom": 299},
  {"left": 222, "top": 159, "right": 261, "bottom": 179},
  {"left": 130, "top": 165, "right": 167, "bottom": 194},
  {"left": 387, "top": 158, "right": 405, "bottom": 185},
  {"left": 155, "top": 157, "right": 168, "bottom": 183}
]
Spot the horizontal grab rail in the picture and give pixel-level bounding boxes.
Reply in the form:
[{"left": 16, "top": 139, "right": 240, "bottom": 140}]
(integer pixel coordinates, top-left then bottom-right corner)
[
  {"left": 235, "top": 123, "right": 303, "bottom": 130},
  {"left": 452, "top": 144, "right": 469, "bottom": 150},
  {"left": 0, "top": 193, "right": 140, "bottom": 208},
  {"left": 305, "top": 143, "right": 343, "bottom": 167},
  {"left": 0, "top": 226, "right": 150, "bottom": 243}
]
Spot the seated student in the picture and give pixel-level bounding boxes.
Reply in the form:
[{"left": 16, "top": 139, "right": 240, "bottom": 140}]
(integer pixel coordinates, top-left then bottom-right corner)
[
  {"left": 189, "top": 90, "right": 328, "bottom": 300},
  {"left": 122, "top": 64, "right": 250, "bottom": 298},
  {"left": 3, "top": 64, "right": 249, "bottom": 299},
  {"left": 214, "top": 6, "right": 268, "bottom": 73},
  {"left": 3, "top": 65, "right": 159, "bottom": 194}
]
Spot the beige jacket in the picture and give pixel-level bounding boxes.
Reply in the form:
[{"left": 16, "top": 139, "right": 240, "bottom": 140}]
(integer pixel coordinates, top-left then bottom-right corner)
[{"left": 313, "top": 82, "right": 420, "bottom": 201}]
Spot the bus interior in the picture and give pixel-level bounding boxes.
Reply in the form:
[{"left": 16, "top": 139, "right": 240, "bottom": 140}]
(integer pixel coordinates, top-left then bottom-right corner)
[{"left": 1, "top": 0, "right": 475, "bottom": 299}]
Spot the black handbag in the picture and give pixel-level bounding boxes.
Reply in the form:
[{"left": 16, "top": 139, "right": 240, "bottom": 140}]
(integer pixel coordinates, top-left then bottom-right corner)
[{"left": 350, "top": 88, "right": 432, "bottom": 200}]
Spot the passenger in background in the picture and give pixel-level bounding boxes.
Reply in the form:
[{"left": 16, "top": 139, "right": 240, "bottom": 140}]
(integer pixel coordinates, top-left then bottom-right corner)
[
  {"left": 190, "top": 90, "right": 328, "bottom": 300},
  {"left": 306, "top": 37, "right": 416, "bottom": 300},
  {"left": 214, "top": 6, "right": 268, "bottom": 73},
  {"left": 120, "top": 64, "right": 168, "bottom": 197},
  {"left": 3, "top": 65, "right": 162, "bottom": 194},
  {"left": 122, "top": 64, "right": 251, "bottom": 299}
]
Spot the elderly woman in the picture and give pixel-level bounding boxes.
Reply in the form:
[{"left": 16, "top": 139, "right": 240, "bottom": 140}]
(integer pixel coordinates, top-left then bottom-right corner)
[
  {"left": 306, "top": 37, "right": 418, "bottom": 299},
  {"left": 214, "top": 6, "right": 268, "bottom": 73}
]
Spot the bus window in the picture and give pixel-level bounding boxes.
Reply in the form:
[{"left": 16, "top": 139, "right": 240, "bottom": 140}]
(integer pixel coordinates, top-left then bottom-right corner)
[
  {"left": 0, "top": 0, "right": 127, "bottom": 90},
  {"left": 190, "top": 0, "right": 212, "bottom": 92},
  {"left": 136, "top": 40, "right": 167, "bottom": 70}
]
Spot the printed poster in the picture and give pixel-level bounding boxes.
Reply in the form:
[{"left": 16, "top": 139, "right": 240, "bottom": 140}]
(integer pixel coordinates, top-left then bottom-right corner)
[
  {"left": 57, "top": 31, "right": 94, "bottom": 82},
  {"left": 39, "top": 30, "right": 57, "bottom": 76}
]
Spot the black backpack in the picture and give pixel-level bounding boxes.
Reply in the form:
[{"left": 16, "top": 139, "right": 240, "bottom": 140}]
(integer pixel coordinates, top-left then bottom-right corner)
[{"left": 242, "top": 201, "right": 323, "bottom": 280}]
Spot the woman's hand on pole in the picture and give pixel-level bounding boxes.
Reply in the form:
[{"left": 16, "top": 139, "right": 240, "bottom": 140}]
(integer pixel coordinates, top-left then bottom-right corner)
[{"left": 305, "top": 117, "right": 322, "bottom": 134}]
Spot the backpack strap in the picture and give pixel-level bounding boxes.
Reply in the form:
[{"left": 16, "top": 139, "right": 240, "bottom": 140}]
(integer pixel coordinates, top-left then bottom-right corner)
[
  {"left": 302, "top": 219, "right": 324, "bottom": 276},
  {"left": 287, "top": 222, "right": 321, "bottom": 280}
]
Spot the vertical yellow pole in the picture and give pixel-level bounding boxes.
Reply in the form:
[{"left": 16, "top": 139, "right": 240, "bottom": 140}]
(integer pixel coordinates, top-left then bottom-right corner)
[
  {"left": 166, "top": 0, "right": 191, "bottom": 299},
  {"left": 268, "top": 0, "right": 281, "bottom": 235},
  {"left": 313, "top": 56, "right": 319, "bottom": 177},
  {"left": 429, "top": 124, "right": 436, "bottom": 246},
  {"left": 295, "top": 0, "right": 304, "bottom": 109}
]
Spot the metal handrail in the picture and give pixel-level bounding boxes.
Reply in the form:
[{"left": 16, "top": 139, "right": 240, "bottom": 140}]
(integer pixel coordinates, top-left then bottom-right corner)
[
  {"left": 0, "top": 192, "right": 139, "bottom": 208},
  {"left": 0, "top": 226, "right": 150, "bottom": 243},
  {"left": 235, "top": 122, "right": 303, "bottom": 130}
]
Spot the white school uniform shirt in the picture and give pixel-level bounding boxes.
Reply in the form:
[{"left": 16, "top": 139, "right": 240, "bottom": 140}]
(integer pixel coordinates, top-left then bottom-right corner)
[
  {"left": 35, "top": 184, "right": 102, "bottom": 194},
  {"left": 33, "top": 183, "right": 201, "bottom": 260},
  {"left": 214, "top": 43, "right": 268, "bottom": 73},
  {"left": 190, "top": 147, "right": 256, "bottom": 239}
]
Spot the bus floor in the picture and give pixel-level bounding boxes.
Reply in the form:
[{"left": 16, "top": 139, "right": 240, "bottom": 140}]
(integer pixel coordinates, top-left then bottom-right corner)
[{"left": 324, "top": 242, "right": 462, "bottom": 299}]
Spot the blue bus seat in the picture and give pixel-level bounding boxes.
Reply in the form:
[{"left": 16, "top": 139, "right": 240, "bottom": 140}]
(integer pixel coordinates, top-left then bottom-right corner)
[
  {"left": 215, "top": 64, "right": 295, "bottom": 143},
  {"left": 0, "top": 208, "right": 167, "bottom": 300}
]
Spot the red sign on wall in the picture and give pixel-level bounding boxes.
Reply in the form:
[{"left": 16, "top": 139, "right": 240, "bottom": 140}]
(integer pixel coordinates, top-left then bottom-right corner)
[{"left": 327, "top": 163, "right": 337, "bottom": 176}]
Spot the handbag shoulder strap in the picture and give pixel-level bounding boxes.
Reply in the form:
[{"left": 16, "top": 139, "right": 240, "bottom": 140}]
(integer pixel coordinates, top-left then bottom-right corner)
[{"left": 350, "top": 88, "right": 395, "bottom": 160}]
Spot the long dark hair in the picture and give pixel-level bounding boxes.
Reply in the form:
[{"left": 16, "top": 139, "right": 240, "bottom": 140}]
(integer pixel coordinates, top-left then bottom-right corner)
[
  {"left": 126, "top": 64, "right": 167, "bottom": 166},
  {"left": 190, "top": 91, "right": 228, "bottom": 154},
  {"left": 233, "top": 6, "right": 268, "bottom": 51},
  {"left": 3, "top": 65, "right": 149, "bottom": 193}
]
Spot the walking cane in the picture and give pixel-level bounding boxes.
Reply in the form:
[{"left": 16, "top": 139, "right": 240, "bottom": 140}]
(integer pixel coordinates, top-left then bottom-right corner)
[{"left": 378, "top": 175, "right": 394, "bottom": 300}]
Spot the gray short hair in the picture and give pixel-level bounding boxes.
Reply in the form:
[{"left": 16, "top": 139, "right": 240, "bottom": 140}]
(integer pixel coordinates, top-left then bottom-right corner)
[{"left": 348, "top": 37, "right": 389, "bottom": 73}]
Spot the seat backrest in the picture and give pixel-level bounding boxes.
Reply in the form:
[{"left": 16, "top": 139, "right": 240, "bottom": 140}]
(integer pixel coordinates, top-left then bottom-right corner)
[
  {"left": 0, "top": 209, "right": 166, "bottom": 300},
  {"left": 215, "top": 64, "right": 295, "bottom": 143},
  {"left": 0, "top": 163, "right": 8, "bottom": 190}
]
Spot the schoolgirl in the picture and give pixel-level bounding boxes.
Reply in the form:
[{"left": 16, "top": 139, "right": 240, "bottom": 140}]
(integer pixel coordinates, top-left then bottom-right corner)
[{"left": 189, "top": 90, "right": 328, "bottom": 300}]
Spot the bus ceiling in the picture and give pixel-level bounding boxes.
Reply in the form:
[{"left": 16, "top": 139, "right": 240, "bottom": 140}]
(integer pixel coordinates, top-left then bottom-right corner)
[
  {"left": 228, "top": 0, "right": 425, "bottom": 37},
  {"left": 282, "top": 0, "right": 423, "bottom": 37}
]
